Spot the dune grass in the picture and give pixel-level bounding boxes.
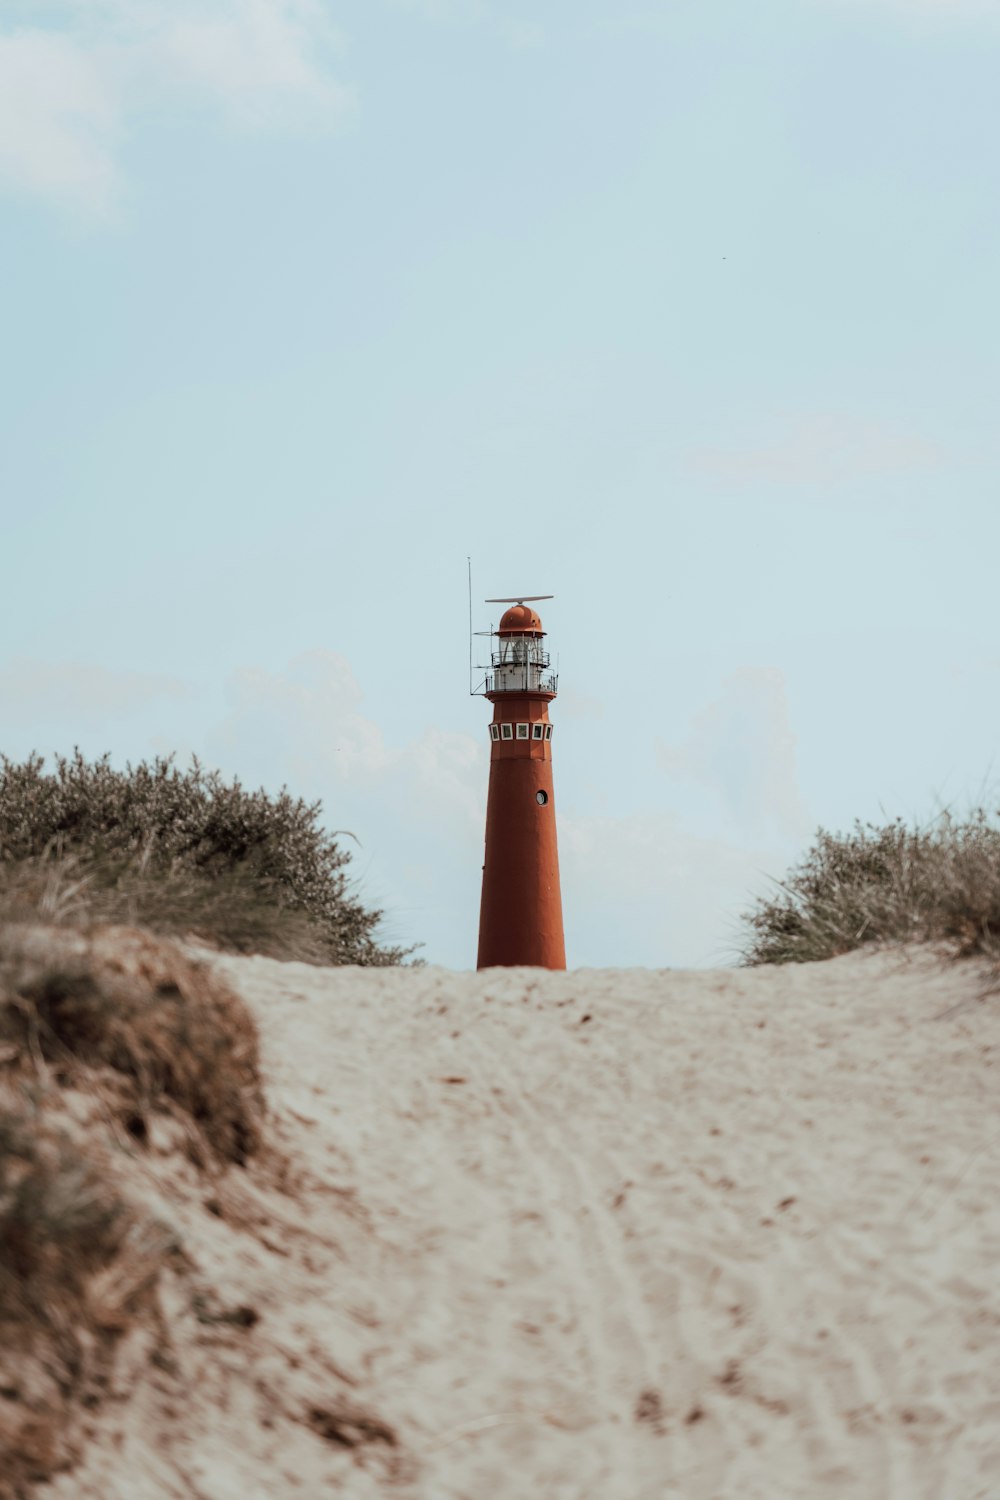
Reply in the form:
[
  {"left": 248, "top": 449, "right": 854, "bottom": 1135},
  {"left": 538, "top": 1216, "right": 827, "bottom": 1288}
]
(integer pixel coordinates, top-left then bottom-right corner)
[
  {"left": 0, "top": 903, "right": 267, "bottom": 1491},
  {"left": 0, "top": 751, "right": 414, "bottom": 966},
  {"left": 740, "top": 810, "right": 1000, "bottom": 969},
  {"left": 0, "top": 848, "right": 337, "bottom": 965},
  {"left": 2, "top": 923, "right": 265, "bottom": 1165},
  {"left": 0, "top": 1097, "right": 173, "bottom": 1498}
]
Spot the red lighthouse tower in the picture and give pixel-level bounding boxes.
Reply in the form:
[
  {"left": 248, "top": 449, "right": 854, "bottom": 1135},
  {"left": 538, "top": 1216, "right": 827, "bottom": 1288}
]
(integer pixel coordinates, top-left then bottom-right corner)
[{"left": 476, "top": 596, "right": 566, "bottom": 970}]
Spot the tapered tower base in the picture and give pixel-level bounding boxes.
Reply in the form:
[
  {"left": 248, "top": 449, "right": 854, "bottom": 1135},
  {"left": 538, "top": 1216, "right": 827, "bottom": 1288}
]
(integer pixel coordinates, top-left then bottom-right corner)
[{"left": 477, "top": 753, "right": 566, "bottom": 969}]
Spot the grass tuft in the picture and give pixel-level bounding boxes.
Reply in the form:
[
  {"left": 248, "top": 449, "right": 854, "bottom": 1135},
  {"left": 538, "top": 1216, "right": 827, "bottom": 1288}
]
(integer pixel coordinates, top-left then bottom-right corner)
[
  {"left": 740, "top": 810, "right": 1000, "bottom": 968},
  {"left": 0, "top": 751, "right": 416, "bottom": 966},
  {"left": 0, "top": 1095, "right": 173, "bottom": 1497},
  {"left": 1, "top": 924, "right": 264, "bottom": 1166},
  {"left": 0, "top": 914, "right": 266, "bottom": 1492}
]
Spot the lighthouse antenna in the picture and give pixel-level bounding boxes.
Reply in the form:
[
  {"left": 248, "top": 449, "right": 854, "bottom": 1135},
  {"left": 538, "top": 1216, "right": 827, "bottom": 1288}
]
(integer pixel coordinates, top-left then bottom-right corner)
[
  {"left": 484, "top": 595, "right": 554, "bottom": 603},
  {"left": 467, "top": 556, "right": 475, "bottom": 696}
]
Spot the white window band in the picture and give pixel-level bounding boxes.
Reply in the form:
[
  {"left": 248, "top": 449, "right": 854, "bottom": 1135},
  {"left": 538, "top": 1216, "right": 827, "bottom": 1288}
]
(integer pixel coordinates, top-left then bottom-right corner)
[{"left": 492, "top": 722, "right": 553, "bottom": 742}]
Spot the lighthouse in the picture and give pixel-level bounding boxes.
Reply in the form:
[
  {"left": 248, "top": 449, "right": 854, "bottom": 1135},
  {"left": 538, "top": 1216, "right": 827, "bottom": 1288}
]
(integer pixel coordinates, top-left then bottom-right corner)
[{"left": 476, "top": 596, "right": 566, "bottom": 970}]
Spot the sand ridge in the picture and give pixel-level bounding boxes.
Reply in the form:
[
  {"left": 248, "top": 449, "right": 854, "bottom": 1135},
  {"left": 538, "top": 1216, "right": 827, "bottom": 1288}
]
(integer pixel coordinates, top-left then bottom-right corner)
[{"left": 43, "top": 948, "right": 1000, "bottom": 1499}]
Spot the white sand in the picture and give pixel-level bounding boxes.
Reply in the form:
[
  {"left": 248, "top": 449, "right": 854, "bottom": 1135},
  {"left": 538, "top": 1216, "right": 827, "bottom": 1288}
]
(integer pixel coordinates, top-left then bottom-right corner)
[{"left": 46, "top": 948, "right": 1000, "bottom": 1500}]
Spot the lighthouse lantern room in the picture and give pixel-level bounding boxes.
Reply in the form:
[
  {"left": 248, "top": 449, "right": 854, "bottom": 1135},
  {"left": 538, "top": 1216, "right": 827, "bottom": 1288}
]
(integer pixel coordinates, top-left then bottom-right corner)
[{"left": 475, "top": 596, "right": 566, "bottom": 970}]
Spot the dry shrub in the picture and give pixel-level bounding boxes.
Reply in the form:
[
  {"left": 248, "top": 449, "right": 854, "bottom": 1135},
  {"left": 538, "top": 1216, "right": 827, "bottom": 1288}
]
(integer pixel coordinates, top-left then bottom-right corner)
[
  {"left": 0, "top": 752, "right": 415, "bottom": 965},
  {"left": 0, "top": 921, "right": 267, "bottom": 1493},
  {"left": 0, "top": 1096, "right": 172, "bottom": 1498},
  {"left": 1, "top": 925, "right": 264, "bottom": 1165},
  {"left": 741, "top": 810, "right": 1000, "bottom": 969},
  {"left": 0, "top": 851, "right": 335, "bottom": 964}
]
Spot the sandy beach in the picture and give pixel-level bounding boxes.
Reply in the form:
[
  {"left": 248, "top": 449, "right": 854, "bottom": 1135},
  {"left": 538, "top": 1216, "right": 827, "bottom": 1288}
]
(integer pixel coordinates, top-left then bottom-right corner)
[{"left": 43, "top": 947, "right": 1000, "bottom": 1500}]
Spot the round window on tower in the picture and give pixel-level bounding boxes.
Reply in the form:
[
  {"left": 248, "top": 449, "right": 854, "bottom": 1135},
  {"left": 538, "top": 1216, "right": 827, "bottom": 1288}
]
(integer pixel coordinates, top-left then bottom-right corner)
[{"left": 535, "top": 790, "right": 548, "bottom": 806}]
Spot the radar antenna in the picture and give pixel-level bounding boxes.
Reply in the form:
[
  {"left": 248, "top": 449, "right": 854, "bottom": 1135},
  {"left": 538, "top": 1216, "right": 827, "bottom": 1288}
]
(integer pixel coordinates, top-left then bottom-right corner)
[{"left": 484, "top": 595, "right": 554, "bottom": 603}]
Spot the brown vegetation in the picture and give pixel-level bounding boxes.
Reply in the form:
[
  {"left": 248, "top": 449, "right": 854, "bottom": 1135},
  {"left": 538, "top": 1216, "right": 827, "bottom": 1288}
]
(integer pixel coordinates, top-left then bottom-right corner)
[
  {"left": 2, "top": 924, "right": 264, "bottom": 1165},
  {"left": 0, "top": 920, "right": 263, "bottom": 1496},
  {"left": 0, "top": 1099, "right": 172, "bottom": 1498}
]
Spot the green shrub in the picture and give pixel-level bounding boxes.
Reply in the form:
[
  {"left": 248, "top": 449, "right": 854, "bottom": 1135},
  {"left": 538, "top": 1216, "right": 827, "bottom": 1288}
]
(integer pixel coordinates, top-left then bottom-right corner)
[
  {"left": 0, "top": 752, "right": 412, "bottom": 966},
  {"left": 740, "top": 811, "right": 1000, "bottom": 967}
]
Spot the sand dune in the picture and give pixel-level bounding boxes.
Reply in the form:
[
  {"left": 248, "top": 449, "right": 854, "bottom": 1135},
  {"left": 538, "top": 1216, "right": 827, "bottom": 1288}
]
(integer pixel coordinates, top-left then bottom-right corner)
[{"left": 45, "top": 948, "right": 1000, "bottom": 1499}]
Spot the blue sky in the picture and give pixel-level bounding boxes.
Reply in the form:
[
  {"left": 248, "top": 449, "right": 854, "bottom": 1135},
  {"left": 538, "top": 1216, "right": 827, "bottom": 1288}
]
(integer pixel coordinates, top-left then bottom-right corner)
[{"left": 2, "top": 0, "right": 998, "bottom": 967}]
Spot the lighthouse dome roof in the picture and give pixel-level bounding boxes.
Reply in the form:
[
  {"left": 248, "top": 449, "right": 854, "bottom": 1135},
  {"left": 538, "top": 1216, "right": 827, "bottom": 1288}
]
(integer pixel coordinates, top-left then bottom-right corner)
[{"left": 498, "top": 603, "right": 543, "bottom": 636}]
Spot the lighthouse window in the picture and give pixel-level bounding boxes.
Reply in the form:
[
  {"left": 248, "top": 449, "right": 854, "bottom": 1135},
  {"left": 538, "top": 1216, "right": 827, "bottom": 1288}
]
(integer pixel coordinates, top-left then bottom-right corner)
[
  {"left": 532, "top": 723, "right": 544, "bottom": 740},
  {"left": 501, "top": 723, "right": 513, "bottom": 740},
  {"left": 516, "top": 723, "right": 530, "bottom": 740},
  {"left": 489, "top": 725, "right": 500, "bottom": 741},
  {"left": 544, "top": 725, "right": 553, "bottom": 740},
  {"left": 536, "top": 790, "right": 549, "bottom": 805}
]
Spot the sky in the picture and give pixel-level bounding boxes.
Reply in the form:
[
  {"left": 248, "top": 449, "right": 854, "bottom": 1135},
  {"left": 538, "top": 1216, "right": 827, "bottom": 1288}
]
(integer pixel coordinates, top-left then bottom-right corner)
[{"left": 2, "top": 0, "right": 998, "bottom": 968}]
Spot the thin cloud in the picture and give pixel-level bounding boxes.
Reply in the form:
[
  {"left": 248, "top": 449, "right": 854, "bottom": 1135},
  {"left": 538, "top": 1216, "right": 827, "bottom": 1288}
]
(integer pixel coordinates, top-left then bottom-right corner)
[
  {"left": 0, "top": 30, "right": 119, "bottom": 213},
  {"left": 0, "top": 1, "right": 349, "bottom": 214},
  {"left": 0, "top": 659, "right": 189, "bottom": 726},
  {"left": 390, "top": 0, "right": 489, "bottom": 19},
  {"left": 389, "top": 0, "right": 545, "bottom": 46},
  {"left": 836, "top": 0, "right": 1000, "bottom": 13},
  {"left": 688, "top": 414, "right": 944, "bottom": 488},
  {"left": 558, "top": 688, "right": 606, "bottom": 722},
  {"left": 657, "top": 667, "right": 810, "bottom": 840},
  {"left": 207, "top": 650, "right": 487, "bottom": 843},
  {"left": 560, "top": 807, "right": 785, "bottom": 967},
  {"left": 155, "top": 0, "right": 349, "bottom": 130}
]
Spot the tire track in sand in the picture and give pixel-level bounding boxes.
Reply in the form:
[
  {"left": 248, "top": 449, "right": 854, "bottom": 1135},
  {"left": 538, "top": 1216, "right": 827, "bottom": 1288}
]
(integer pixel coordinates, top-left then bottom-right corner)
[{"left": 463, "top": 1014, "right": 695, "bottom": 1497}]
